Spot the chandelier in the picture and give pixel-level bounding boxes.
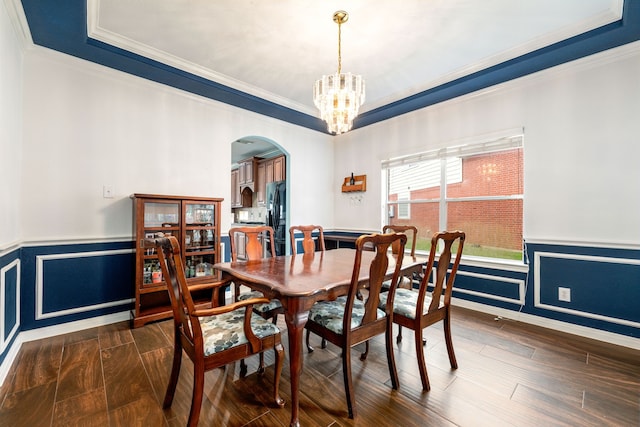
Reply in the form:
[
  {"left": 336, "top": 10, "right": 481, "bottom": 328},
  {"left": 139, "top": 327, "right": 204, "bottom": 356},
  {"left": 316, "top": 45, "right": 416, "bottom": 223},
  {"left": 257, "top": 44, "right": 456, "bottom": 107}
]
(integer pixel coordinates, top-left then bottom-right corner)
[{"left": 313, "top": 11, "right": 365, "bottom": 135}]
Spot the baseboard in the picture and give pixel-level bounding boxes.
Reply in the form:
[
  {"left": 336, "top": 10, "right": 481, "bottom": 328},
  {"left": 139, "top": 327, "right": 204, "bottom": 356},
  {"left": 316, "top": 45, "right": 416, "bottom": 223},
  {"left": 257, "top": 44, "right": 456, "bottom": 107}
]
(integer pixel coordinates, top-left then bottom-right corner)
[
  {"left": 453, "top": 298, "right": 640, "bottom": 351},
  {"left": 0, "top": 311, "right": 130, "bottom": 387}
]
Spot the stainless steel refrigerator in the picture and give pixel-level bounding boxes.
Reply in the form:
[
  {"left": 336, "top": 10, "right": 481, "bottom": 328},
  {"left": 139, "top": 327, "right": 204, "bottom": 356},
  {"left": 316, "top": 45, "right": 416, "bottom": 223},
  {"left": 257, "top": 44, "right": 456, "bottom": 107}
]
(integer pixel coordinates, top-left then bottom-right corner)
[{"left": 266, "top": 180, "right": 286, "bottom": 256}]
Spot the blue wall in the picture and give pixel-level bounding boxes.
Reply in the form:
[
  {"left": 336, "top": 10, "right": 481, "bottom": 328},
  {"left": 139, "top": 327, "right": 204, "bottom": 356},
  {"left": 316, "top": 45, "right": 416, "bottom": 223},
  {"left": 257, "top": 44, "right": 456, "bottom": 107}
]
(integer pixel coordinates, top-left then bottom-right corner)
[
  {"left": 0, "top": 248, "right": 20, "bottom": 365},
  {"left": 19, "top": 241, "right": 135, "bottom": 331}
]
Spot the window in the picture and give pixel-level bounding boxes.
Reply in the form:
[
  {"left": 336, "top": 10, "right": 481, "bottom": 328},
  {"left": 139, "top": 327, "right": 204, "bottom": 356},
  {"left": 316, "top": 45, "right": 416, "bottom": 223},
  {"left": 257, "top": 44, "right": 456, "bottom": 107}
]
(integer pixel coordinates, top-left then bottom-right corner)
[
  {"left": 383, "top": 135, "right": 523, "bottom": 261},
  {"left": 397, "top": 192, "right": 410, "bottom": 219}
]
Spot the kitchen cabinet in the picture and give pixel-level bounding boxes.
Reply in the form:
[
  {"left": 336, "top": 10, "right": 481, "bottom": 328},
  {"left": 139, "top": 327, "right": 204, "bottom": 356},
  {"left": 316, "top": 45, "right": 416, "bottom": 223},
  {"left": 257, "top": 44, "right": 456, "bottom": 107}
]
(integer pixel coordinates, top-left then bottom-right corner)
[
  {"left": 234, "top": 232, "right": 247, "bottom": 260},
  {"left": 238, "top": 157, "right": 258, "bottom": 189},
  {"left": 256, "top": 161, "right": 266, "bottom": 205},
  {"left": 230, "top": 169, "right": 241, "bottom": 207},
  {"left": 232, "top": 157, "right": 260, "bottom": 207},
  {"left": 273, "top": 155, "right": 285, "bottom": 181},
  {"left": 257, "top": 155, "right": 286, "bottom": 206},
  {"left": 131, "top": 194, "right": 223, "bottom": 328}
]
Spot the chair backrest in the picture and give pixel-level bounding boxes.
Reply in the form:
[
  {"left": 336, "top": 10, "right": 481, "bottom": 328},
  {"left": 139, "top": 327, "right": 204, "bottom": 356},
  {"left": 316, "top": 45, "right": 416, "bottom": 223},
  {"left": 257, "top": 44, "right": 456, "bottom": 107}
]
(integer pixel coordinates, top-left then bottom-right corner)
[
  {"left": 289, "top": 225, "right": 325, "bottom": 255},
  {"left": 383, "top": 225, "right": 417, "bottom": 257},
  {"left": 150, "top": 236, "right": 202, "bottom": 347},
  {"left": 344, "top": 233, "right": 407, "bottom": 337},
  {"left": 420, "top": 231, "right": 465, "bottom": 313},
  {"left": 229, "top": 226, "right": 276, "bottom": 261}
]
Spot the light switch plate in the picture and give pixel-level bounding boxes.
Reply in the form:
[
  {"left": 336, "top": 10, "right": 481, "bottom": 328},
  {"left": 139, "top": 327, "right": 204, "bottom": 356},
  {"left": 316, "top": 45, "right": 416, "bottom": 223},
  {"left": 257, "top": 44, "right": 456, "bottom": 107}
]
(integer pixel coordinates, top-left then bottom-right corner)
[{"left": 103, "top": 185, "right": 114, "bottom": 198}]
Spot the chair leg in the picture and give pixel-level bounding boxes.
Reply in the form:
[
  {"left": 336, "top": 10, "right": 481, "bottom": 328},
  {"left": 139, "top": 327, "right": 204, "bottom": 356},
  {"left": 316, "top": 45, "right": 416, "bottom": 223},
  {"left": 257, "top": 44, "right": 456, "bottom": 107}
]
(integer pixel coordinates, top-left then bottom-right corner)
[
  {"left": 415, "top": 328, "right": 431, "bottom": 391},
  {"left": 305, "top": 329, "right": 315, "bottom": 353},
  {"left": 258, "top": 352, "right": 265, "bottom": 375},
  {"left": 239, "top": 358, "right": 248, "bottom": 377},
  {"left": 321, "top": 338, "right": 327, "bottom": 349},
  {"left": 443, "top": 310, "right": 458, "bottom": 369},
  {"left": 342, "top": 346, "right": 356, "bottom": 419},
  {"left": 163, "top": 334, "right": 182, "bottom": 409},
  {"left": 396, "top": 324, "right": 403, "bottom": 343},
  {"left": 385, "top": 321, "right": 399, "bottom": 390},
  {"left": 273, "top": 343, "right": 286, "bottom": 408},
  {"left": 360, "top": 340, "right": 369, "bottom": 361},
  {"left": 188, "top": 360, "right": 205, "bottom": 427}
]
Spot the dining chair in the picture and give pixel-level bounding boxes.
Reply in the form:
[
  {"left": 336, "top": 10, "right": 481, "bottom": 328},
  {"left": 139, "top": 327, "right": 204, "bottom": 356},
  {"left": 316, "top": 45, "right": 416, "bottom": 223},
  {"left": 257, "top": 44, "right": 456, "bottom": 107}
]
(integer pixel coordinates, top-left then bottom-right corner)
[
  {"left": 229, "top": 226, "right": 285, "bottom": 373},
  {"left": 304, "top": 232, "right": 407, "bottom": 419},
  {"left": 288, "top": 225, "right": 329, "bottom": 352},
  {"left": 289, "top": 224, "right": 325, "bottom": 255},
  {"left": 381, "top": 224, "right": 418, "bottom": 290},
  {"left": 379, "top": 230, "right": 465, "bottom": 391},
  {"left": 150, "top": 236, "right": 285, "bottom": 427},
  {"left": 229, "top": 226, "right": 284, "bottom": 322}
]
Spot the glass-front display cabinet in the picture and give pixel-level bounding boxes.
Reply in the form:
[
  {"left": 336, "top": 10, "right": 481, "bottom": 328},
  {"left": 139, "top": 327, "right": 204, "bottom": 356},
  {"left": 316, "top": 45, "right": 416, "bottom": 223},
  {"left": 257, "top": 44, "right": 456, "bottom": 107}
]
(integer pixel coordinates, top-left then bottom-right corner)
[{"left": 131, "top": 194, "right": 223, "bottom": 328}]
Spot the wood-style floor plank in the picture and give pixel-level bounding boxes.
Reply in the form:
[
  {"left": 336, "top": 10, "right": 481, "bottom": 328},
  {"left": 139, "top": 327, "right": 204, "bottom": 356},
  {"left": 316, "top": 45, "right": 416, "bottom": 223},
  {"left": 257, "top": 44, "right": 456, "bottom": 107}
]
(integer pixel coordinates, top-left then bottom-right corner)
[
  {"left": 0, "top": 308, "right": 638, "bottom": 426},
  {"left": 56, "top": 338, "right": 103, "bottom": 402},
  {"left": 7, "top": 335, "right": 64, "bottom": 394},
  {"left": 0, "top": 381, "right": 57, "bottom": 427},
  {"left": 52, "top": 388, "right": 108, "bottom": 427}
]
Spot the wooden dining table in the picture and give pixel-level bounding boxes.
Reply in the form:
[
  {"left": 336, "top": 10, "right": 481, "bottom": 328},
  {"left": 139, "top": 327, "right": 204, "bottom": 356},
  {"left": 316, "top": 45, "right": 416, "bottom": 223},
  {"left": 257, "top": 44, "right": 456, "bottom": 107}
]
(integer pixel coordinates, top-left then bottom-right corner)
[{"left": 215, "top": 248, "right": 426, "bottom": 427}]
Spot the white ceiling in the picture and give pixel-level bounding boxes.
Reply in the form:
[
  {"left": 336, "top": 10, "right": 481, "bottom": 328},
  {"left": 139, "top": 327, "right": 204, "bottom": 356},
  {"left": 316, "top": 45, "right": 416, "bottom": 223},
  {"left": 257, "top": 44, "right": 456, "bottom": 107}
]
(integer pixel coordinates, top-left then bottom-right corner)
[{"left": 89, "top": 0, "right": 622, "bottom": 119}]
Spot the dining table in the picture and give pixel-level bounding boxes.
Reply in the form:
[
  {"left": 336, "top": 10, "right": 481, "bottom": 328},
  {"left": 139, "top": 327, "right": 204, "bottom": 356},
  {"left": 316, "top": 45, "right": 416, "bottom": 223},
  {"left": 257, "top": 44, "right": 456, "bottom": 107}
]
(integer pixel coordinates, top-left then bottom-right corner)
[{"left": 214, "top": 248, "right": 426, "bottom": 427}]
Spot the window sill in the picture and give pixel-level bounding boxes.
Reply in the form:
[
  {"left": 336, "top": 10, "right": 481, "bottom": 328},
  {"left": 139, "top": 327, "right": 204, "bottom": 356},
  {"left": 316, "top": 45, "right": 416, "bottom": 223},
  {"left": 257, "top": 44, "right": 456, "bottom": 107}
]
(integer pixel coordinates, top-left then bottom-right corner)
[{"left": 416, "top": 251, "right": 529, "bottom": 273}]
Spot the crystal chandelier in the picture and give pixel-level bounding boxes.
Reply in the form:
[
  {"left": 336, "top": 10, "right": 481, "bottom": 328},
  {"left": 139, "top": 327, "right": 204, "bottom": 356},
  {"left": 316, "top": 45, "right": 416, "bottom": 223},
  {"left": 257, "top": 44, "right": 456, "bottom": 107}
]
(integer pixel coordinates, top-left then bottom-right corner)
[{"left": 313, "top": 11, "right": 365, "bottom": 135}]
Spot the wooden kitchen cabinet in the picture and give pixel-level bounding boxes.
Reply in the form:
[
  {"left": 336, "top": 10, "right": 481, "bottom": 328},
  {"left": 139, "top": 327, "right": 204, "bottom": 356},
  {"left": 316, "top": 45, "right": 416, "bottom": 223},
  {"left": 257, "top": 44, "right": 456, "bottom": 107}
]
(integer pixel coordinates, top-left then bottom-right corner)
[
  {"left": 230, "top": 169, "right": 241, "bottom": 207},
  {"left": 256, "top": 161, "right": 266, "bottom": 205},
  {"left": 131, "top": 194, "right": 224, "bottom": 328},
  {"left": 257, "top": 155, "right": 286, "bottom": 206},
  {"left": 273, "top": 155, "right": 285, "bottom": 181},
  {"left": 238, "top": 157, "right": 258, "bottom": 188}
]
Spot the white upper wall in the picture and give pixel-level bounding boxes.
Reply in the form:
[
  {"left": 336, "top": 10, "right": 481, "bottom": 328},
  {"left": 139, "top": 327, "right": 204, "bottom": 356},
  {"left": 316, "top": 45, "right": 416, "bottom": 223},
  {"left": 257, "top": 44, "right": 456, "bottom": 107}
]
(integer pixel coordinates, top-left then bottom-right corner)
[
  {"left": 5, "top": 0, "right": 640, "bottom": 249},
  {"left": 332, "top": 41, "right": 640, "bottom": 247},
  {"left": 20, "top": 47, "right": 334, "bottom": 242},
  {"left": 0, "top": 0, "right": 23, "bottom": 249}
]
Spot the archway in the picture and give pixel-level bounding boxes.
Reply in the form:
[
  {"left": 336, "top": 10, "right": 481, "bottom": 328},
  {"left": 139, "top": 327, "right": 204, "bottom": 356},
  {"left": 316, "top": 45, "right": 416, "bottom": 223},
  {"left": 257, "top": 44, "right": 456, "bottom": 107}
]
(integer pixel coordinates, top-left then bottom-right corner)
[{"left": 230, "top": 136, "right": 289, "bottom": 255}]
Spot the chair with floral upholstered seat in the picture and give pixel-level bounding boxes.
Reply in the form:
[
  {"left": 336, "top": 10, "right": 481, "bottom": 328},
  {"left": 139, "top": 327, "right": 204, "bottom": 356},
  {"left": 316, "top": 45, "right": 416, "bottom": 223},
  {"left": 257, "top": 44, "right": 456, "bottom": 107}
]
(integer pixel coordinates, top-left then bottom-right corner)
[
  {"left": 381, "top": 224, "right": 418, "bottom": 291},
  {"left": 288, "top": 225, "right": 330, "bottom": 352},
  {"left": 229, "top": 226, "right": 284, "bottom": 372},
  {"left": 304, "top": 232, "right": 407, "bottom": 419},
  {"left": 379, "top": 230, "right": 465, "bottom": 390},
  {"left": 150, "top": 235, "right": 285, "bottom": 427},
  {"left": 229, "top": 226, "right": 284, "bottom": 323}
]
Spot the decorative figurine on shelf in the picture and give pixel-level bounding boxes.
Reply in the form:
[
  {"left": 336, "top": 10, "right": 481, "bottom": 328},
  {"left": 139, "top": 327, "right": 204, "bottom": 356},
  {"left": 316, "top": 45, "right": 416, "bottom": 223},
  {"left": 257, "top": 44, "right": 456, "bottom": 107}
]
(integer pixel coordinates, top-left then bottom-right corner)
[{"left": 349, "top": 173, "right": 355, "bottom": 185}]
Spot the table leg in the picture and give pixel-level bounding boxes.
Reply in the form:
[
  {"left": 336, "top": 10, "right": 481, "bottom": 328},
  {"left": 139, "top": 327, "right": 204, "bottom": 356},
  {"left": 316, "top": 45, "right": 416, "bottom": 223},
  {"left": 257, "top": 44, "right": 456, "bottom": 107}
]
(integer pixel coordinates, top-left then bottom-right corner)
[{"left": 284, "top": 309, "right": 308, "bottom": 427}]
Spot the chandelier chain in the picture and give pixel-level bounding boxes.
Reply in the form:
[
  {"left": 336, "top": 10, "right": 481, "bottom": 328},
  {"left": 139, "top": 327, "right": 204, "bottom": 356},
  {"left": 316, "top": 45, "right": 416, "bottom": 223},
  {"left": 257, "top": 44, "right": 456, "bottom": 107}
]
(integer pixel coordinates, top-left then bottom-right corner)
[{"left": 337, "top": 19, "right": 342, "bottom": 74}]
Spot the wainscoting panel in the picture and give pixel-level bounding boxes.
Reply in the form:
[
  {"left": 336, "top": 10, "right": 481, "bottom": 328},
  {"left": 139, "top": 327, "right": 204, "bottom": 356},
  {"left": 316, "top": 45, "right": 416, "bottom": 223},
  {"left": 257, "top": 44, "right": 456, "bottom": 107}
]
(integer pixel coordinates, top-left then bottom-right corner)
[
  {"left": 20, "top": 241, "right": 136, "bottom": 330},
  {"left": 35, "top": 249, "right": 134, "bottom": 320},
  {"left": 453, "top": 270, "right": 526, "bottom": 306},
  {"left": 0, "top": 248, "right": 21, "bottom": 370},
  {"left": 1, "top": 257, "right": 20, "bottom": 356},
  {"left": 534, "top": 251, "right": 640, "bottom": 328},
  {"left": 528, "top": 242, "right": 640, "bottom": 339}
]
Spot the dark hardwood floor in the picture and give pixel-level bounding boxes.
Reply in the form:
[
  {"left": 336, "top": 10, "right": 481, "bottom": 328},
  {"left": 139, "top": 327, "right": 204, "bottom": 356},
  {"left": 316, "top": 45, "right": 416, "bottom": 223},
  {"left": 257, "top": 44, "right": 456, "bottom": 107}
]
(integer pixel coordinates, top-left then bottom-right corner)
[{"left": 0, "top": 306, "right": 638, "bottom": 426}]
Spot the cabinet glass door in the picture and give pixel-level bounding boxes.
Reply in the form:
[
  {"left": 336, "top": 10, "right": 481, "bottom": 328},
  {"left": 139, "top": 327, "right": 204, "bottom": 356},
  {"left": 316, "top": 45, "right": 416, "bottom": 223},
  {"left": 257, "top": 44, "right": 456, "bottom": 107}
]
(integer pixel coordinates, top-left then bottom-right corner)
[
  {"left": 184, "top": 203, "right": 217, "bottom": 279},
  {"left": 185, "top": 203, "right": 215, "bottom": 225},
  {"left": 143, "top": 202, "right": 180, "bottom": 227},
  {"left": 141, "top": 201, "right": 180, "bottom": 286}
]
